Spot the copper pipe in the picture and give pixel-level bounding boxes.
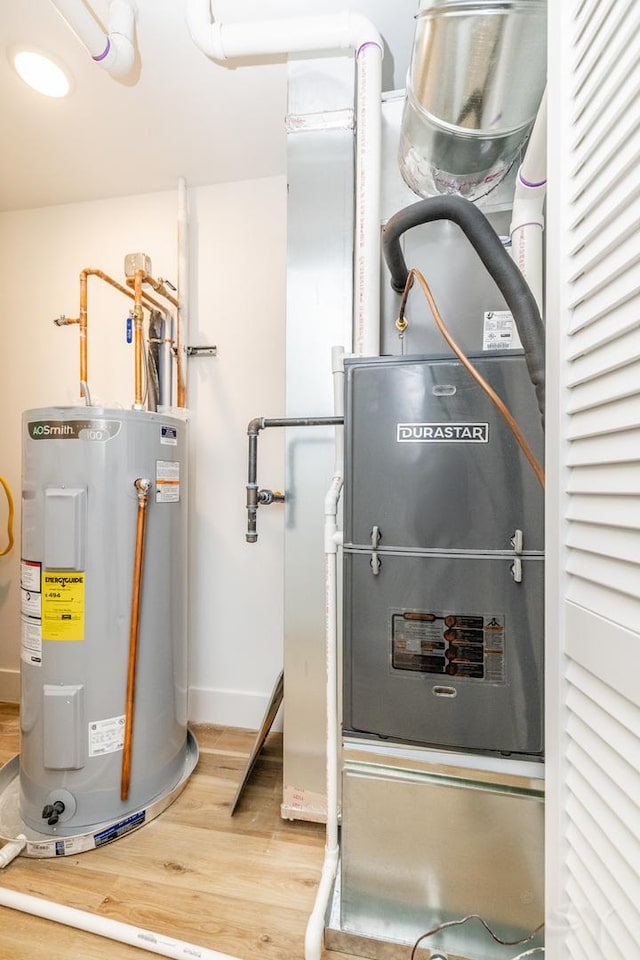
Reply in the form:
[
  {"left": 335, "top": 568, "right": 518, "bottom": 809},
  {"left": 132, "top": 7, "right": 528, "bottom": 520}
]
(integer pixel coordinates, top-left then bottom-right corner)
[
  {"left": 73, "top": 268, "right": 165, "bottom": 403},
  {"left": 125, "top": 273, "right": 179, "bottom": 308},
  {"left": 402, "top": 268, "right": 545, "bottom": 489},
  {"left": 121, "top": 477, "right": 152, "bottom": 802},
  {"left": 85, "top": 268, "right": 165, "bottom": 311},
  {"left": 133, "top": 270, "right": 144, "bottom": 407}
]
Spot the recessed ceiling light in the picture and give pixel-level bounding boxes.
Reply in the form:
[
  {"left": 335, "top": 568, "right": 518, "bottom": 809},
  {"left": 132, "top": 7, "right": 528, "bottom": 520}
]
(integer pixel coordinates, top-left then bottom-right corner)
[{"left": 12, "top": 49, "right": 71, "bottom": 98}]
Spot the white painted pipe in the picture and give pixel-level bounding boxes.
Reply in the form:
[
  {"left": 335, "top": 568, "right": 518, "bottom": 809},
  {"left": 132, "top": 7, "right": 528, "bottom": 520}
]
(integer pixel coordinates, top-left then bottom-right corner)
[
  {"left": 354, "top": 43, "right": 382, "bottom": 357},
  {"left": 304, "top": 348, "right": 345, "bottom": 960},
  {"left": 177, "top": 176, "right": 189, "bottom": 406},
  {"left": 186, "top": 1, "right": 383, "bottom": 358},
  {"left": 50, "top": 0, "right": 135, "bottom": 78},
  {"left": 186, "top": 4, "right": 380, "bottom": 60},
  {"left": 510, "top": 89, "right": 547, "bottom": 313},
  {"left": 0, "top": 886, "right": 240, "bottom": 960},
  {"left": 0, "top": 836, "right": 26, "bottom": 868}
]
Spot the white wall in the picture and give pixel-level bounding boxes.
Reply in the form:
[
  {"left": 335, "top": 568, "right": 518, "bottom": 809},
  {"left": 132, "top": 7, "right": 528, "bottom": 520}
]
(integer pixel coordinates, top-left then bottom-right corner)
[{"left": 0, "top": 176, "right": 287, "bottom": 727}]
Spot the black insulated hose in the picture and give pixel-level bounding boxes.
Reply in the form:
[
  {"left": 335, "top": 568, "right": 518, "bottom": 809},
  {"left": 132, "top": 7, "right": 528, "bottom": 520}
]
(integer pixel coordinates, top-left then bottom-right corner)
[{"left": 381, "top": 195, "right": 545, "bottom": 426}]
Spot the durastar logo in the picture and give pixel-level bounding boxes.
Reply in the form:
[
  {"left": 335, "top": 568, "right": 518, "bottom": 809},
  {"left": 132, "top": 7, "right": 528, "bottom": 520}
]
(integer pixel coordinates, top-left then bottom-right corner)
[{"left": 397, "top": 422, "right": 489, "bottom": 443}]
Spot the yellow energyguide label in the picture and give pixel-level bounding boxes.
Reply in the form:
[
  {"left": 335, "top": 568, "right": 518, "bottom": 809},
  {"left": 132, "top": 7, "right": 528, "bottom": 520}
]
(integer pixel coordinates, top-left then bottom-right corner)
[{"left": 41, "top": 572, "right": 85, "bottom": 641}]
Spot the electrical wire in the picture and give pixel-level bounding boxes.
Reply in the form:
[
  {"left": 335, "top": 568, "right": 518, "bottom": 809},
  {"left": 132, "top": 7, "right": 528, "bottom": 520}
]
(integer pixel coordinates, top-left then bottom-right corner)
[
  {"left": 410, "top": 915, "right": 544, "bottom": 960},
  {"left": 400, "top": 268, "right": 545, "bottom": 489},
  {"left": 0, "top": 476, "right": 15, "bottom": 556}
]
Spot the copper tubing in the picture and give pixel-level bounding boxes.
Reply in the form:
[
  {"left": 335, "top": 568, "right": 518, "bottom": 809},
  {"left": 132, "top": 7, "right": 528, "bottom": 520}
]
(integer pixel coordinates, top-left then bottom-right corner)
[
  {"left": 83, "top": 268, "right": 165, "bottom": 312},
  {"left": 121, "top": 477, "right": 152, "bottom": 802},
  {"left": 71, "top": 268, "right": 165, "bottom": 400},
  {"left": 401, "top": 268, "right": 545, "bottom": 489},
  {"left": 126, "top": 273, "right": 179, "bottom": 308},
  {"left": 63, "top": 266, "right": 182, "bottom": 407}
]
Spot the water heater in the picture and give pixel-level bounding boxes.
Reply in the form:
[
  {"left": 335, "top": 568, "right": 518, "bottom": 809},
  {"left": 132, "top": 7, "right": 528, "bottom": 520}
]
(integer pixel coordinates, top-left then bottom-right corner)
[{"left": 19, "top": 406, "right": 192, "bottom": 841}]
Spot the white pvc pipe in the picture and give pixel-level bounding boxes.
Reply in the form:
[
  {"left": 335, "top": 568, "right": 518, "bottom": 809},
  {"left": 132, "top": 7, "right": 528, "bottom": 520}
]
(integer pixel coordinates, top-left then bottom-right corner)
[
  {"left": 510, "top": 89, "right": 547, "bottom": 313},
  {"left": 0, "top": 836, "right": 26, "bottom": 869},
  {"left": 0, "top": 887, "right": 239, "bottom": 960},
  {"left": 520, "top": 89, "right": 547, "bottom": 187},
  {"left": 50, "top": 0, "right": 135, "bottom": 77},
  {"left": 354, "top": 43, "right": 382, "bottom": 357},
  {"left": 186, "top": 1, "right": 383, "bottom": 359},
  {"left": 186, "top": 4, "right": 380, "bottom": 60},
  {"left": 304, "top": 347, "right": 345, "bottom": 960}
]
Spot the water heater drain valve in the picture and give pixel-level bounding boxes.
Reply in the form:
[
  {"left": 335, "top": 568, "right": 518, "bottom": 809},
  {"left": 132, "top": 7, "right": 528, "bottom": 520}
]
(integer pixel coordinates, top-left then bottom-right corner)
[{"left": 41, "top": 789, "right": 77, "bottom": 826}]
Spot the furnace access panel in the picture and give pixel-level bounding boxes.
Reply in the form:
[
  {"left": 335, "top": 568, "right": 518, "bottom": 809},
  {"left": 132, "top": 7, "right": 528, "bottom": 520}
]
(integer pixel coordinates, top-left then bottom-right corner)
[{"left": 342, "top": 353, "right": 545, "bottom": 756}]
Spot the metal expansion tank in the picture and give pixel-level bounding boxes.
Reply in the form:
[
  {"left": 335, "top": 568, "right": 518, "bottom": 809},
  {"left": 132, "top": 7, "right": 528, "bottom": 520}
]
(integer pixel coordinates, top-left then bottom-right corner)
[{"left": 19, "top": 406, "right": 189, "bottom": 838}]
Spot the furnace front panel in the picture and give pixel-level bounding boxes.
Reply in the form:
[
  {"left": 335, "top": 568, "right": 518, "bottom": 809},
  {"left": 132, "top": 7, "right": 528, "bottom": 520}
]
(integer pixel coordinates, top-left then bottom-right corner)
[{"left": 342, "top": 354, "right": 544, "bottom": 756}]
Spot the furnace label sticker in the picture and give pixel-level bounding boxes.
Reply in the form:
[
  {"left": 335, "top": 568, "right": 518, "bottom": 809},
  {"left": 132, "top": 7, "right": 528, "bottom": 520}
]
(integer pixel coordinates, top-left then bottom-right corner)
[
  {"left": 88, "top": 715, "right": 126, "bottom": 758},
  {"left": 391, "top": 610, "right": 505, "bottom": 683},
  {"left": 21, "top": 617, "right": 42, "bottom": 666},
  {"left": 156, "top": 459, "right": 180, "bottom": 502},
  {"left": 41, "top": 572, "right": 85, "bottom": 641},
  {"left": 483, "top": 310, "right": 522, "bottom": 351}
]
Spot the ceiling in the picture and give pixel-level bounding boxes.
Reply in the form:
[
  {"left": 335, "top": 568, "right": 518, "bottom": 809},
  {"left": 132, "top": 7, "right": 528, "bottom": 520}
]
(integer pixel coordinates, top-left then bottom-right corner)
[{"left": 0, "top": 0, "right": 418, "bottom": 213}]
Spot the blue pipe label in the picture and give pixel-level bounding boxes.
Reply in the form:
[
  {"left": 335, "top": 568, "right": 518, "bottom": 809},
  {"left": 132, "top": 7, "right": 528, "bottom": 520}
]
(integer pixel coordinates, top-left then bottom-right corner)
[{"left": 126, "top": 316, "right": 133, "bottom": 343}]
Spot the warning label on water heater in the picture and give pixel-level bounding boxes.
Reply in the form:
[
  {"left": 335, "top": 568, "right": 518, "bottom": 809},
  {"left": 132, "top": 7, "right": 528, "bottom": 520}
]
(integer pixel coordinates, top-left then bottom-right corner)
[
  {"left": 88, "top": 715, "right": 126, "bottom": 757},
  {"left": 156, "top": 460, "right": 180, "bottom": 503},
  {"left": 21, "top": 618, "right": 42, "bottom": 666},
  {"left": 41, "top": 572, "right": 85, "bottom": 641}
]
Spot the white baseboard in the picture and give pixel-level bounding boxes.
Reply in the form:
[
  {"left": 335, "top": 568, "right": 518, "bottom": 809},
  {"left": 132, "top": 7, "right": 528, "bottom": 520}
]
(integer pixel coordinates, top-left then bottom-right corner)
[
  {"left": 187, "top": 685, "right": 283, "bottom": 732},
  {"left": 0, "top": 668, "right": 20, "bottom": 703}
]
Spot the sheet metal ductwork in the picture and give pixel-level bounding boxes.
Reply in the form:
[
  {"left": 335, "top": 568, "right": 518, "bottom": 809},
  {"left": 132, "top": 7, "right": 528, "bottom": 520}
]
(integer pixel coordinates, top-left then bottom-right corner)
[{"left": 399, "top": 0, "right": 547, "bottom": 202}]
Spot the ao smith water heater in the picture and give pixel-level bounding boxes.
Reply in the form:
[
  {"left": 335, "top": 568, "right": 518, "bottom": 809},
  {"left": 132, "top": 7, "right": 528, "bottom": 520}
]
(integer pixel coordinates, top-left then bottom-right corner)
[{"left": 7, "top": 255, "right": 197, "bottom": 856}]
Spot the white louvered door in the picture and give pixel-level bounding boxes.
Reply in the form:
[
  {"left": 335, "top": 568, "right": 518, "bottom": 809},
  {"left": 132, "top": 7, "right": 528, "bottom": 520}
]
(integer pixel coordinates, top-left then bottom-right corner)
[{"left": 546, "top": 1, "right": 640, "bottom": 957}]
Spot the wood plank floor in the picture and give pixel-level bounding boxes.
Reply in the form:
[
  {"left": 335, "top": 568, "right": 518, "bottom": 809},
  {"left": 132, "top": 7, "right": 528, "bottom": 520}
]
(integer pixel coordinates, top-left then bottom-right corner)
[{"left": 0, "top": 702, "right": 354, "bottom": 960}]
